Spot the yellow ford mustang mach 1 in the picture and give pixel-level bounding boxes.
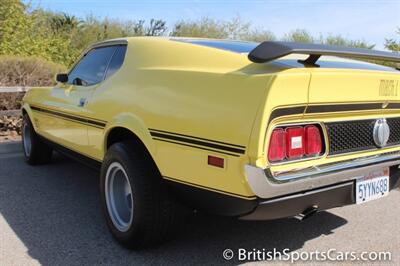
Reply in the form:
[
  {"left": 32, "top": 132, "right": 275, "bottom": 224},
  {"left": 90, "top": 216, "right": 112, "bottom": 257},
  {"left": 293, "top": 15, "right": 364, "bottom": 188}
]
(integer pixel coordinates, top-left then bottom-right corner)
[{"left": 22, "top": 37, "right": 400, "bottom": 248}]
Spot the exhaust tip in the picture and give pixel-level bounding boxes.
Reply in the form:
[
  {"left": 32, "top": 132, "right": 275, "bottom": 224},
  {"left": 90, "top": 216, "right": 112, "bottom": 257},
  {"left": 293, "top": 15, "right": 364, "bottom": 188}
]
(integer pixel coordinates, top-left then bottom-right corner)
[{"left": 296, "top": 205, "right": 319, "bottom": 221}]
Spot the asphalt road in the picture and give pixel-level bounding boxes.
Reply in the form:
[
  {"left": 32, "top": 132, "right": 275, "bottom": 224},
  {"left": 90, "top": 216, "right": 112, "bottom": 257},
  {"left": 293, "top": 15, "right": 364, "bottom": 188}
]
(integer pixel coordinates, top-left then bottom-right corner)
[{"left": 0, "top": 146, "right": 399, "bottom": 266}]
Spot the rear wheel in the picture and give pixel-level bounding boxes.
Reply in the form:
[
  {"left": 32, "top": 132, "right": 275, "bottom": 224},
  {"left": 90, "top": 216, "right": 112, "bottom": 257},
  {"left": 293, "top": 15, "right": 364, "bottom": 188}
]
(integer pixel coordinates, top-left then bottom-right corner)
[
  {"left": 100, "top": 141, "right": 186, "bottom": 249},
  {"left": 22, "top": 114, "right": 52, "bottom": 165},
  {"left": 104, "top": 161, "right": 134, "bottom": 232}
]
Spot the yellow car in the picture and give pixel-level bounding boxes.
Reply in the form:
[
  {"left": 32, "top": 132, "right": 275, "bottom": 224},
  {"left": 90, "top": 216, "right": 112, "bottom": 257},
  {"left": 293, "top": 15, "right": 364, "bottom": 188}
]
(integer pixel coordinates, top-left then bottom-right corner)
[{"left": 22, "top": 37, "right": 400, "bottom": 248}]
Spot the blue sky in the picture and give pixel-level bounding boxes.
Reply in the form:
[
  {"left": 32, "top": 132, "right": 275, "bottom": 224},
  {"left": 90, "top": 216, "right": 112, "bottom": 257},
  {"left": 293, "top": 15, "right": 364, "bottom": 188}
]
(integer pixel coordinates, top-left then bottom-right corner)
[{"left": 27, "top": 0, "right": 399, "bottom": 49}]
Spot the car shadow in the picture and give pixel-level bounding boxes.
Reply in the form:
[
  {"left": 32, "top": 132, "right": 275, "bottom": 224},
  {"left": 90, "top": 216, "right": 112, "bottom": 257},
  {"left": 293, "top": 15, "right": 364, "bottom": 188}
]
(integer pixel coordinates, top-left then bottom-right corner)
[{"left": 0, "top": 152, "right": 348, "bottom": 265}]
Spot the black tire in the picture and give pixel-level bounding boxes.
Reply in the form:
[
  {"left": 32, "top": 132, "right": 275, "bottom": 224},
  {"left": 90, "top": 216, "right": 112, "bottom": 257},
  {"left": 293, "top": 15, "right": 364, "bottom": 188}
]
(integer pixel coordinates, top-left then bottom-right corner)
[
  {"left": 22, "top": 114, "right": 53, "bottom": 165},
  {"left": 100, "top": 141, "right": 186, "bottom": 249}
]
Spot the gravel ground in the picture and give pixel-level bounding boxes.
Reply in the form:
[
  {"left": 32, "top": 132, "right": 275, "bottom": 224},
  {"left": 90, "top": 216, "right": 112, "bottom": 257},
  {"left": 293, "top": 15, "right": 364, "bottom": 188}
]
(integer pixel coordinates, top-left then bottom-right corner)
[{"left": 0, "top": 147, "right": 399, "bottom": 266}]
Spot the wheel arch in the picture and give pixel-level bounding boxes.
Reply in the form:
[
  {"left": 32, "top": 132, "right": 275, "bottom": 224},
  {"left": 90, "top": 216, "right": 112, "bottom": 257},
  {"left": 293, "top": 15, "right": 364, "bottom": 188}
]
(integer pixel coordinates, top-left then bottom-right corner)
[
  {"left": 21, "top": 103, "right": 37, "bottom": 130},
  {"left": 104, "top": 114, "right": 156, "bottom": 160}
]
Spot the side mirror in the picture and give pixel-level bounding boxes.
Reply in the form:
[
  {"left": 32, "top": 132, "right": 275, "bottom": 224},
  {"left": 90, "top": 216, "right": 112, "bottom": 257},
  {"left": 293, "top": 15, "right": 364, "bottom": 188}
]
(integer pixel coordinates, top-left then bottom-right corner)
[{"left": 56, "top": 73, "right": 68, "bottom": 83}]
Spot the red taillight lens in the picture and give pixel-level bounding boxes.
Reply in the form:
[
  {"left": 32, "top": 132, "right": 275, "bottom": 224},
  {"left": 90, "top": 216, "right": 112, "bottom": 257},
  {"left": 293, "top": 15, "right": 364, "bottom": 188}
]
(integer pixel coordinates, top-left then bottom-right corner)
[
  {"left": 268, "top": 124, "right": 324, "bottom": 163},
  {"left": 305, "top": 125, "right": 322, "bottom": 155},
  {"left": 268, "top": 128, "right": 286, "bottom": 162},
  {"left": 285, "top": 127, "right": 305, "bottom": 159}
]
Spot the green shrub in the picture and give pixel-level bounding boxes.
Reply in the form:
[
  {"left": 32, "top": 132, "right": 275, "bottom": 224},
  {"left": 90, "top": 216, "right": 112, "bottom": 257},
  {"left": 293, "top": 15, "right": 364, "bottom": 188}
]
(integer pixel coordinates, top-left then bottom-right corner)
[{"left": 0, "top": 55, "right": 66, "bottom": 86}]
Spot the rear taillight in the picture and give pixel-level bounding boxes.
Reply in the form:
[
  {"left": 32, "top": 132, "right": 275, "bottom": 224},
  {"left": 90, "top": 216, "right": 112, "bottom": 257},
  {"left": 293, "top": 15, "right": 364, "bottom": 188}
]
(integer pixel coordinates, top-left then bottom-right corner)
[
  {"left": 268, "top": 128, "right": 286, "bottom": 162},
  {"left": 285, "top": 127, "right": 305, "bottom": 159},
  {"left": 305, "top": 125, "right": 322, "bottom": 156},
  {"left": 268, "top": 124, "right": 323, "bottom": 163}
]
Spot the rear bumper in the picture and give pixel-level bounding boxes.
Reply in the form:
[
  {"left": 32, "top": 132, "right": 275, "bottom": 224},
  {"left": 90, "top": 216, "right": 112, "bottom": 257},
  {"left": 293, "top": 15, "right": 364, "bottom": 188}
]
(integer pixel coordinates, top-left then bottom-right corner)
[
  {"left": 245, "top": 151, "right": 400, "bottom": 199},
  {"left": 168, "top": 152, "right": 400, "bottom": 219},
  {"left": 242, "top": 153, "right": 400, "bottom": 220},
  {"left": 241, "top": 171, "right": 400, "bottom": 220},
  {"left": 241, "top": 181, "right": 354, "bottom": 220}
]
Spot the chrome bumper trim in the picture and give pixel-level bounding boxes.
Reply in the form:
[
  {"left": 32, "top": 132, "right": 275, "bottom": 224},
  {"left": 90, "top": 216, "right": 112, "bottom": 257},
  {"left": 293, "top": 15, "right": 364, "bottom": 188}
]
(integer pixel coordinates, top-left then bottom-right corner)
[
  {"left": 245, "top": 152, "right": 400, "bottom": 199},
  {"left": 270, "top": 151, "right": 400, "bottom": 181}
]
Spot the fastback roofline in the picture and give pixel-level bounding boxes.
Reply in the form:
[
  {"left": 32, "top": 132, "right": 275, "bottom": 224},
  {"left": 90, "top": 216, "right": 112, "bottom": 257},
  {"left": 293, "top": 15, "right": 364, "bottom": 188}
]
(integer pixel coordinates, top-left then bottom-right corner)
[{"left": 248, "top": 41, "right": 400, "bottom": 66}]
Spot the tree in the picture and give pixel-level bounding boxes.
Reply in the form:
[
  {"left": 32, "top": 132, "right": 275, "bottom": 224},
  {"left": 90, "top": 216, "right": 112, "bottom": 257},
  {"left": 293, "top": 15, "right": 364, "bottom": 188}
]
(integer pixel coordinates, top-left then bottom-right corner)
[
  {"left": 171, "top": 17, "right": 229, "bottom": 39},
  {"left": 241, "top": 29, "right": 276, "bottom": 42},
  {"left": 49, "top": 13, "right": 82, "bottom": 34},
  {"left": 0, "top": 0, "right": 33, "bottom": 55},
  {"left": 1, "top": 0, "right": 395, "bottom": 68},
  {"left": 224, "top": 16, "right": 251, "bottom": 39},
  {"left": 171, "top": 16, "right": 275, "bottom": 42},
  {"left": 385, "top": 27, "right": 400, "bottom": 53},
  {"left": 0, "top": 0, "right": 78, "bottom": 66},
  {"left": 146, "top": 19, "right": 167, "bottom": 36},
  {"left": 322, "top": 34, "right": 374, "bottom": 49},
  {"left": 283, "top": 29, "right": 314, "bottom": 43},
  {"left": 131, "top": 19, "right": 167, "bottom": 36}
]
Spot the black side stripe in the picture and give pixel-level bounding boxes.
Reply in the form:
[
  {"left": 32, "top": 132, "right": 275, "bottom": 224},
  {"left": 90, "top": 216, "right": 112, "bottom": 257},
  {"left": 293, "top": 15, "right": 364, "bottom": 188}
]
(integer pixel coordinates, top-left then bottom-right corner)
[
  {"left": 31, "top": 105, "right": 106, "bottom": 128},
  {"left": 149, "top": 128, "right": 245, "bottom": 148},
  {"left": 268, "top": 106, "right": 306, "bottom": 123},
  {"left": 39, "top": 111, "right": 103, "bottom": 129},
  {"left": 153, "top": 137, "right": 240, "bottom": 157},
  {"left": 149, "top": 130, "right": 246, "bottom": 156}
]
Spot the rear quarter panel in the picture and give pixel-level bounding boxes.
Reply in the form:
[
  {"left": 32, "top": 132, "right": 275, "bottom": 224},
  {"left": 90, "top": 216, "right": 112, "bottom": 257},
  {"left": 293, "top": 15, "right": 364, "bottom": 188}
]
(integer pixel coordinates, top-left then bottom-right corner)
[{"left": 94, "top": 38, "right": 286, "bottom": 198}]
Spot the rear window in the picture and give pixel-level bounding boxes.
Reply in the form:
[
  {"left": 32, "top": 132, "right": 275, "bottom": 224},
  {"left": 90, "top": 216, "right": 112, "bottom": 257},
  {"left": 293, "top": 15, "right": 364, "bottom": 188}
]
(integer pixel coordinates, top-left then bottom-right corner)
[{"left": 175, "top": 39, "right": 258, "bottom": 53}]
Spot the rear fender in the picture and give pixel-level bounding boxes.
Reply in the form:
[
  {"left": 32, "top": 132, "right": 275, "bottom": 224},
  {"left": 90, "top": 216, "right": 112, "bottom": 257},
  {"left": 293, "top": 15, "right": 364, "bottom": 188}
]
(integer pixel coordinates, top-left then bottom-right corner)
[
  {"left": 21, "top": 103, "right": 36, "bottom": 130},
  {"left": 104, "top": 113, "right": 156, "bottom": 159}
]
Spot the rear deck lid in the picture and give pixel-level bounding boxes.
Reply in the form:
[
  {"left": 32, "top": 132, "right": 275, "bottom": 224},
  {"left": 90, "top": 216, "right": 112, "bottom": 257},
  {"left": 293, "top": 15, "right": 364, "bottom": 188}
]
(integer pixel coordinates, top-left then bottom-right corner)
[{"left": 308, "top": 70, "right": 400, "bottom": 107}]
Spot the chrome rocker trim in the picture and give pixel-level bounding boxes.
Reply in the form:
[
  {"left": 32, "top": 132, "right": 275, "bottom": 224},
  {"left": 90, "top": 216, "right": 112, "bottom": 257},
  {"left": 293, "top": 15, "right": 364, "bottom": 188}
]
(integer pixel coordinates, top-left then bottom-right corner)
[{"left": 245, "top": 151, "right": 400, "bottom": 199}]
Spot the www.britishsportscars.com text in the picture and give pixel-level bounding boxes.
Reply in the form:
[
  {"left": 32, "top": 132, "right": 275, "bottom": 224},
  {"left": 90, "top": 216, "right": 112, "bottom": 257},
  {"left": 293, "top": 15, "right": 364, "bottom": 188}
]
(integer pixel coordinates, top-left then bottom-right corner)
[{"left": 222, "top": 248, "right": 392, "bottom": 263}]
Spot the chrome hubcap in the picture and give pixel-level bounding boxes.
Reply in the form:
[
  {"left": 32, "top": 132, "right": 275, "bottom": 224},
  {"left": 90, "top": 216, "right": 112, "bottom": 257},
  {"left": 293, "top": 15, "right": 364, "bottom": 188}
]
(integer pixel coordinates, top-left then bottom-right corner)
[
  {"left": 105, "top": 162, "right": 134, "bottom": 232},
  {"left": 23, "top": 122, "right": 32, "bottom": 157}
]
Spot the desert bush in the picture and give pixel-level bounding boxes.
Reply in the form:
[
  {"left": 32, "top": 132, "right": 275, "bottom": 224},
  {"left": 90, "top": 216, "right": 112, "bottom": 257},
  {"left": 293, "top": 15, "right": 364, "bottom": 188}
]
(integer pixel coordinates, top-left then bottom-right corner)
[{"left": 0, "top": 55, "right": 66, "bottom": 86}]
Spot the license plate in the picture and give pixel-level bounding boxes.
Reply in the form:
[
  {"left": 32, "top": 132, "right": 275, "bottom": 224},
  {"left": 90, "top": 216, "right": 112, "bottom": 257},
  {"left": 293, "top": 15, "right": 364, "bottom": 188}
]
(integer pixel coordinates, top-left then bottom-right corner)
[{"left": 356, "top": 168, "right": 390, "bottom": 204}]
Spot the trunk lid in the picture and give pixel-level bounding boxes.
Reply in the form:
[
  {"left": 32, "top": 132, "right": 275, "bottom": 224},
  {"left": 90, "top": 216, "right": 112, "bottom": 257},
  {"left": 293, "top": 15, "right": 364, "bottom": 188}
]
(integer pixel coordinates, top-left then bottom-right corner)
[{"left": 308, "top": 69, "right": 400, "bottom": 105}]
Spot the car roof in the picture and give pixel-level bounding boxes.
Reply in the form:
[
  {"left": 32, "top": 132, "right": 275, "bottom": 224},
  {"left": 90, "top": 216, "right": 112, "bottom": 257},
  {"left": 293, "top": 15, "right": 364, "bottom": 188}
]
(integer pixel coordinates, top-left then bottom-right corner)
[
  {"left": 171, "top": 38, "right": 258, "bottom": 53},
  {"left": 91, "top": 37, "right": 398, "bottom": 72}
]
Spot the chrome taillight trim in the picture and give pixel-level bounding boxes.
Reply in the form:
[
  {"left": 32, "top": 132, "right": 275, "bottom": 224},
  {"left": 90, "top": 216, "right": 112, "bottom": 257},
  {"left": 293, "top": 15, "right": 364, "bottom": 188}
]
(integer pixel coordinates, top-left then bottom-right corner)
[{"left": 267, "top": 122, "right": 328, "bottom": 166}]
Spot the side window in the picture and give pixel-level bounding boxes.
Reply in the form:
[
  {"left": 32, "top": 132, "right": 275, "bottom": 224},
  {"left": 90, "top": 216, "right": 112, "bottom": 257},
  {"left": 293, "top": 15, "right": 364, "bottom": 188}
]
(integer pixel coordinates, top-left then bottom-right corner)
[
  {"left": 105, "top": 45, "right": 127, "bottom": 79},
  {"left": 68, "top": 46, "right": 117, "bottom": 86}
]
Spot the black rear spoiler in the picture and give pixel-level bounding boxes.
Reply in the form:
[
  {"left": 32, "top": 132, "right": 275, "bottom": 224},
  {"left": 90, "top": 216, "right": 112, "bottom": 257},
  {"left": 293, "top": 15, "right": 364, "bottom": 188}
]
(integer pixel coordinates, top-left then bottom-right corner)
[{"left": 248, "top": 41, "right": 400, "bottom": 66}]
